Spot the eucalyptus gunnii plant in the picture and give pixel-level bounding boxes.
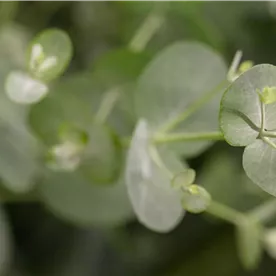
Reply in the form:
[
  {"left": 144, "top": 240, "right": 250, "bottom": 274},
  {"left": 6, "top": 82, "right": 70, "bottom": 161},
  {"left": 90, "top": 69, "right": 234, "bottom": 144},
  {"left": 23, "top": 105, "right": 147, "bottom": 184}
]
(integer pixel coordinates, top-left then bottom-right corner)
[{"left": 4, "top": 6, "right": 276, "bottom": 272}]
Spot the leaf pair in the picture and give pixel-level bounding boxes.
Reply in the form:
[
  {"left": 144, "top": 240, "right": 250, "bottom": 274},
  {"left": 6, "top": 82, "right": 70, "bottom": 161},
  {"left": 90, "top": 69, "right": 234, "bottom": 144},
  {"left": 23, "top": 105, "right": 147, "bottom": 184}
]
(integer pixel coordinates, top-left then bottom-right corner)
[
  {"left": 220, "top": 64, "right": 276, "bottom": 196},
  {"left": 6, "top": 29, "right": 72, "bottom": 104},
  {"left": 125, "top": 41, "right": 227, "bottom": 231},
  {"left": 172, "top": 169, "right": 211, "bottom": 214}
]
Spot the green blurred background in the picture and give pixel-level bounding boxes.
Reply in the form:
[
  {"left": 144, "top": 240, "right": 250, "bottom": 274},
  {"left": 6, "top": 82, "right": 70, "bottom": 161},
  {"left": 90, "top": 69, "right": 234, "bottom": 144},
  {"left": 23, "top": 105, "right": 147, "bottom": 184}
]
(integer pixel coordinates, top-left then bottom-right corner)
[{"left": 1, "top": 1, "right": 276, "bottom": 275}]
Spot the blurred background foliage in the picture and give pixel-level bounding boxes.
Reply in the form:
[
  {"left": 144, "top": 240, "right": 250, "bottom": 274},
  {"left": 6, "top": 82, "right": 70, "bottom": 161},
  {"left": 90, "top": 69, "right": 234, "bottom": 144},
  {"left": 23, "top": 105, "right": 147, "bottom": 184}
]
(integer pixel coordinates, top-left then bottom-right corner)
[{"left": 1, "top": 1, "right": 276, "bottom": 276}]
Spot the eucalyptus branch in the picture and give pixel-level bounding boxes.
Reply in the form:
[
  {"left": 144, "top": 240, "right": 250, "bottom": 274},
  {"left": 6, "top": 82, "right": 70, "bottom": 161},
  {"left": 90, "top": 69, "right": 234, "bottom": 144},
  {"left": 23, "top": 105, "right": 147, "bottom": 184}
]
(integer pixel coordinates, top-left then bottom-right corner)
[
  {"left": 154, "top": 131, "right": 224, "bottom": 144},
  {"left": 205, "top": 201, "right": 246, "bottom": 225},
  {"left": 205, "top": 197, "right": 276, "bottom": 229}
]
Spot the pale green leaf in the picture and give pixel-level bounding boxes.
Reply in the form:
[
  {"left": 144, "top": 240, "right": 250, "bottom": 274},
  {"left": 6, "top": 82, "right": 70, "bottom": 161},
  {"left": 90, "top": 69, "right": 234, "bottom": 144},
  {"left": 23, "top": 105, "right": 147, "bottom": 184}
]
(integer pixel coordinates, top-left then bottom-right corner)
[
  {"left": 27, "top": 28, "right": 73, "bottom": 82},
  {"left": 0, "top": 25, "right": 41, "bottom": 193},
  {"left": 236, "top": 217, "right": 263, "bottom": 270},
  {"left": 0, "top": 97, "right": 40, "bottom": 193},
  {"left": 79, "top": 123, "right": 122, "bottom": 184},
  {"left": 135, "top": 41, "right": 227, "bottom": 157},
  {"left": 125, "top": 119, "right": 186, "bottom": 233},
  {"left": 220, "top": 64, "right": 276, "bottom": 146},
  {"left": 243, "top": 139, "right": 276, "bottom": 197},
  {"left": 39, "top": 171, "right": 133, "bottom": 227},
  {"left": 171, "top": 169, "right": 196, "bottom": 189},
  {"left": 181, "top": 184, "right": 211, "bottom": 214},
  {"left": 5, "top": 71, "right": 48, "bottom": 104}
]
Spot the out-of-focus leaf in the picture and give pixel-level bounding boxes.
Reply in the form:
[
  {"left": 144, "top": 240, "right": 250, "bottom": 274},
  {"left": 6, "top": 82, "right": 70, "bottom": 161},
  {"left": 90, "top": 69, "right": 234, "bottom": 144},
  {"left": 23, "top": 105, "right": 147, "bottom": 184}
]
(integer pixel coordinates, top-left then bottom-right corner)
[
  {"left": 80, "top": 123, "right": 122, "bottom": 184},
  {"left": 125, "top": 119, "right": 186, "bottom": 233},
  {"left": 29, "top": 73, "right": 104, "bottom": 145},
  {"left": 235, "top": 217, "right": 263, "bottom": 270},
  {"left": 220, "top": 64, "right": 276, "bottom": 196},
  {"left": 135, "top": 41, "right": 227, "bottom": 157},
  {"left": 92, "top": 48, "right": 151, "bottom": 88},
  {"left": 0, "top": 206, "right": 12, "bottom": 276},
  {"left": 5, "top": 71, "right": 48, "bottom": 104},
  {"left": 0, "top": 24, "right": 30, "bottom": 69},
  {"left": 0, "top": 24, "right": 41, "bottom": 193},
  {"left": 39, "top": 171, "right": 133, "bottom": 227},
  {"left": 92, "top": 48, "right": 152, "bottom": 136},
  {"left": 46, "top": 122, "right": 122, "bottom": 184},
  {"left": 171, "top": 169, "right": 196, "bottom": 189},
  {"left": 26, "top": 28, "right": 73, "bottom": 82}
]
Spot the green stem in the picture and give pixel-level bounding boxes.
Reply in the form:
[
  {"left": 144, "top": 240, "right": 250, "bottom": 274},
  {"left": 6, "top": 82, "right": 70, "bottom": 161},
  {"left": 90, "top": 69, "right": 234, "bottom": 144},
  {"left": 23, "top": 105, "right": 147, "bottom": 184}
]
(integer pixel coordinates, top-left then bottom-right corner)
[
  {"left": 206, "top": 201, "right": 245, "bottom": 225},
  {"left": 227, "top": 50, "right": 242, "bottom": 81},
  {"left": 95, "top": 88, "right": 120, "bottom": 124},
  {"left": 158, "top": 80, "right": 229, "bottom": 134},
  {"left": 248, "top": 198, "right": 276, "bottom": 224},
  {"left": 262, "top": 136, "right": 276, "bottom": 150},
  {"left": 128, "top": 6, "right": 165, "bottom": 53},
  {"left": 262, "top": 131, "right": 276, "bottom": 138},
  {"left": 260, "top": 102, "right": 265, "bottom": 131},
  {"left": 154, "top": 131, "right": 224, "bottom": 144}
]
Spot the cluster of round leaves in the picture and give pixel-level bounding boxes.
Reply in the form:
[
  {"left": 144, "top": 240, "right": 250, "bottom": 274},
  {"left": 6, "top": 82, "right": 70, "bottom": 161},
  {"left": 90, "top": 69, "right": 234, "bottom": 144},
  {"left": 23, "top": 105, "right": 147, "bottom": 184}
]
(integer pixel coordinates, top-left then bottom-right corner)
[
  {"left": 220, "top": 64, "right": 276, "bottom": 197},
  {"left": 5, "top": 26, "right": 276, "bottom": 273},
  {"left": 5, "top": 26, "right": 276, "bottom": 242},
  {"left": 5, "top": 28, "right": 73, "bottom": 104}
]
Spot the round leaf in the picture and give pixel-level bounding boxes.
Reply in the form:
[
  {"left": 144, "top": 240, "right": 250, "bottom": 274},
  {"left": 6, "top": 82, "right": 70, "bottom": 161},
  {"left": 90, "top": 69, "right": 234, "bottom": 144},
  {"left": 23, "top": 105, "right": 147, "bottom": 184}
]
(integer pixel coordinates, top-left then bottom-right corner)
[
  {"left": 27, "top": 28, "right": 73, "bottom": 82},
  {"left": 39, "top": 171, "right": 133, "bottom": 227},
  {"left": 220, "top": 64, "right": 276, "bottom": 146},
  {"left": 171, "top": 169, "right": 196, "bottom": 189},
  {"left": 243, "top": 139, "right": 276, "bottom": 197},
  {"left": 134, "top": 41, "right": 227, "bottom": 157},
  {"left": 5, "top": 71, "right": 48, "bottom": 104},
  {"left": 181, "top": 185, "right": 211, "bottom": 213},
  {"left": 125, "top": 119, "right": 186, "bottom": 233}
]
